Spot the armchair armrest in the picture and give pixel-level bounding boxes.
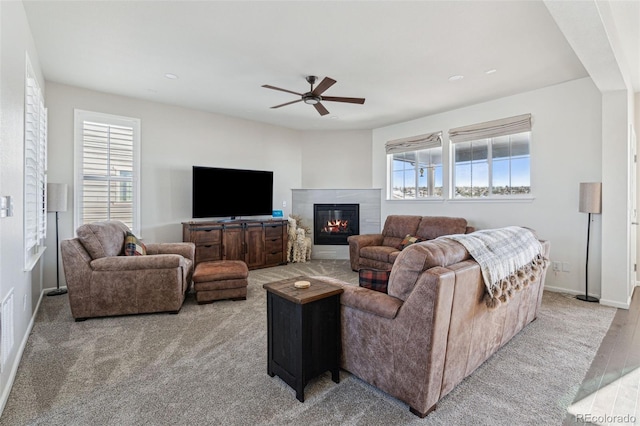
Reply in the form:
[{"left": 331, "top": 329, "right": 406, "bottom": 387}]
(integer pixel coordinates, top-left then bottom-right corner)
[
  {"left": 348, "top": 233, "right": 384, "bottom": 248},
  {"left": 91, "top": 254, "right": 186, "bottom": 271},
  {"left": 340, "top": 285, "right": 403, "bottom": 319},
  {"left": 347, "top": 234, "right": 384, "bottom": 271},
  {"left": 146, "top": 242, "right": 195, "bottom": 261}
]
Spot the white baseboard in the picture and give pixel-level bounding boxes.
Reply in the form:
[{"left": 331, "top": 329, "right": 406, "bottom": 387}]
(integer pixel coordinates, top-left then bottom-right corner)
[
  {"left": 599, "top": 298, "right": 630, "bottom": 309},
  {"left": 544, "top": 285, "right": 592, "bottom": 297},
  {"left": 544, "top": 285, "right": 629, "bottom": 309},
  {"left": 0, "top": 288, "right": 46, "bottom": 416}
]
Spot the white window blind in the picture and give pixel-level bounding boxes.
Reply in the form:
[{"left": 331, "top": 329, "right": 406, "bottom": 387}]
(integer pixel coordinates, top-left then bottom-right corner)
[
  {"left": 24, "top": 57, "right": 47, "bottom": 270},
  {"left": 385, "top": 131, "right": 442, "bottom": 154},
  {"left": 448, "top": 114, "right": 531, "bottom": 143},
  {"left": 74, "top": 110, "right": 140, "bottom": 233}
]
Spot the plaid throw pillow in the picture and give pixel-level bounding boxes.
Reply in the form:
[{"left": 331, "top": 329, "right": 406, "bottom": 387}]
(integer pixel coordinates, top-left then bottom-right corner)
[
  {"left": 400, "top": 234, "right": 421, "bottom": 250},
  {"left": 359, "top": 269, "right": 391, "bottom": 293},
  {"left": 124, "top": 231, "right": 146, "bottom": 256}
]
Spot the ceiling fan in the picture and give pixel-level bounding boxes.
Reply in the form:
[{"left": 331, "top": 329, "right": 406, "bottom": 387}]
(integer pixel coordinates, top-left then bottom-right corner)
[{"left": 262, "top": 76, "right": 365, "bottom": 116}]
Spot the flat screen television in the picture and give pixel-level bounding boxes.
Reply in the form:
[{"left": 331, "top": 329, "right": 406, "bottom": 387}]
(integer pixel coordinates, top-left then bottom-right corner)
[{"left": 192, "top": 166, "right": 273, "bottom": 219}]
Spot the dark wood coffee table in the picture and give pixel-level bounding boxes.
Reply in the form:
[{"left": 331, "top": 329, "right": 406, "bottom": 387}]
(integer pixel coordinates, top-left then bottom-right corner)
[{"left": 263, "top": 276, "right": 344, "bottom": 402}]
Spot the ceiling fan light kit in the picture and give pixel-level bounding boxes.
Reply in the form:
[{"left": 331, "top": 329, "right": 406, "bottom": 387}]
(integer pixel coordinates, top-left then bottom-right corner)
[{"left": 262, "top": 75, "right": 365, "bottom": 116}]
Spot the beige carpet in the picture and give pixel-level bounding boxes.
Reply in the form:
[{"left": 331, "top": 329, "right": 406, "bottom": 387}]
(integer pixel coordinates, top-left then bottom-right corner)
[{"left": 0, "top": 260, "right": 616, "bottom": 425}]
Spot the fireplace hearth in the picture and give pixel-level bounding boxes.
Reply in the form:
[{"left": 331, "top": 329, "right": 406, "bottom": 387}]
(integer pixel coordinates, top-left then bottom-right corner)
[{"left": 313, "top": 203, "right": 359, "bottom": 245}]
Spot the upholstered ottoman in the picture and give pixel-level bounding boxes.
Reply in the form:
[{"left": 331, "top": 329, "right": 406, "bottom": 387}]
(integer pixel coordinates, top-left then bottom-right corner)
[{"left": 192, "top": 260, "right": 249, "bottom": 304}]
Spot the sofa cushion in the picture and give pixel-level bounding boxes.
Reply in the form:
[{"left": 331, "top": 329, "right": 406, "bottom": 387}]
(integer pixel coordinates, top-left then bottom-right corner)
[
  {"left": 415, "top": 216, "right": 468, "bottom": 240},
  {"left": 361, "top": 245, "right": 399, "bottom": 264},
  {"left": 388, "top": 239, "right": 470, "bottom": 301},
  {"left": 124, "top": 232, "right": 146, "bottom": 256},
  {"left": 76, "top": 221, "right": 129, "bottom": 259},
  {"left": 381, "top": 215, "right": 422, "bottom": 247},
  {"left": 388, "top": 250, "right": 402, "bottom": 264},
  {"left": 359, "top": 269, "right": 391, "bottom": 293}
]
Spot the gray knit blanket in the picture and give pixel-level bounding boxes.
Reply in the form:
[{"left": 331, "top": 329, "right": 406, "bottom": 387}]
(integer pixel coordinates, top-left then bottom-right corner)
[{"left": 441, "top": 226, "right": 547, "bottom": 309}]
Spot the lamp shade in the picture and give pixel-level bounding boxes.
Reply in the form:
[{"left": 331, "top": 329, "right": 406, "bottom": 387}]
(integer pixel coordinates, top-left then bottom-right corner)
[
  {"left": 47, "top": 183, "right": 68, "bottom": 213},
  {"left": 578, "top": 182, "right": 602, "bottom": 214}
]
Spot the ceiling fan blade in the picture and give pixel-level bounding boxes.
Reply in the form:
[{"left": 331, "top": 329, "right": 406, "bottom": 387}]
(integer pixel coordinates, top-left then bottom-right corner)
[
  {"left": 271, "top": 99, "right": 303, "bottom": 109},
  {"left": 311, "top": 77, "right": 337, "bottom": 96},
  {"left": 314, "top": 102, "right": 330, "bottom": 116},
  {"left": 262, "top": 85, "right": 302, "bottom": 96},
  {"left": 322, "top": 96, "right": 366, "bottom": 104}
]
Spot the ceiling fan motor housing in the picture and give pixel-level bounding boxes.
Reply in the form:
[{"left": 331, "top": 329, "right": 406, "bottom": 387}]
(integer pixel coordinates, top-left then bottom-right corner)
[{"left": 303, "top": 94, "right": 321, "bottom": 105}]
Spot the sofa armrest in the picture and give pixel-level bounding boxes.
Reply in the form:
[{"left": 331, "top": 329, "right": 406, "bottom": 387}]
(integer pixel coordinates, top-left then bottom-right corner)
[
  {"left": 340, "top": 285, "right": 403, "bottom": 319},
  {"left": 347, "top": 234, "right": 384, "bottom": 271},
  {"left": 91, "top": 254, "right": 186, "bottom": 271},
  {"left": 146, "top": 242, "right": 195, "bottom": 261}
]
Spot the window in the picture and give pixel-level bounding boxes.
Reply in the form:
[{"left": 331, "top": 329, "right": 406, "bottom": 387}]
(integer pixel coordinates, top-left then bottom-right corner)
[
  {"left": 450, "top": 114, "right": 531, "bottom": 198},
  {"left": 24, "top": 56, "right": 47, "bottom": 270},
  {"left": 386, "top": 132, "right": 443, "bottom": 199},
  {"left": 74, "top": 110, "right": 140, "bottom": 233}
]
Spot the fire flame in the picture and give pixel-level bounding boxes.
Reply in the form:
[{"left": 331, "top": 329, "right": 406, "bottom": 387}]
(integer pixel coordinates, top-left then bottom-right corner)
[{"left": 322, "top": 219, "right": 349, "bottom": 233}]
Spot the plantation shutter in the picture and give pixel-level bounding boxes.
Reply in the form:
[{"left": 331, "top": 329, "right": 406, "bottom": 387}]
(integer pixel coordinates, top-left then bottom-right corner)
[
  {"left": 79, "top": 119, "right": 135, "bottom": 230},
  {"left": 385, "top": 131, "right": 442, "bottom": 154},
  {"left": 24, "top": 58, "right": 47, "bottom": 270}
]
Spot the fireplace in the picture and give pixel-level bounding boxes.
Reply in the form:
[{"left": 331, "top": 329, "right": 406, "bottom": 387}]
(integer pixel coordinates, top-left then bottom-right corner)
[{"left": 313, "top": 203, "right": 359, "bottom": 245}]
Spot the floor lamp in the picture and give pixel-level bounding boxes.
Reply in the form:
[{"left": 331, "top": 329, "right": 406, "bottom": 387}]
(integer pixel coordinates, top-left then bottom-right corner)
[
  {"left": 577, "top": 182, "right": 602, "bottom": 302},
  {"left": 47, "top": 183, "right": 68, "bottom": 296}
]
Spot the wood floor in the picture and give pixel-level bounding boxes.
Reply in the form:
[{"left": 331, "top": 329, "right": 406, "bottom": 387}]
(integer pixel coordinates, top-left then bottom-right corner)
[{"left": 564, "top": 287, "right": 640, "bottom": 425}]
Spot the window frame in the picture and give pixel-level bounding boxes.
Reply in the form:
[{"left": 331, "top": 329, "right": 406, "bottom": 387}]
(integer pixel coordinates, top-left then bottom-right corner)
[
  {"left": 386, "top": 131, "right": 444, "bottom": 201},
  {"left": 73, "top": 109, "right": 141, "bottom": 234},
  {"left": 387, "top": 146, "right": 444, "bottom": 200},
  {"left": 450, "top": 131, "right": 533, "bottom": 200}
]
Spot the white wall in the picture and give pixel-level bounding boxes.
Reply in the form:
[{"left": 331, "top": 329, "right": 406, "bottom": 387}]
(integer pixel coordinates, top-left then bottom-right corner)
[
  {"left": 372, "top": 78, "right": 603, "bottom": 298},
  {"left": 44, "top": 82, "right": 303, "bottom": 288},
  {"left": 0, "top": 0, "right": 46, "bottom": 414},
  {"left": 299, "top": 130, "right": 373, "bottom": 189}
]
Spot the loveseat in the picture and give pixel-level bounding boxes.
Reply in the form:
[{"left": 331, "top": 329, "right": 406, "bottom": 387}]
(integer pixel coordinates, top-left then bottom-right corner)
[
  {"left": 315, "top": 233, "right": 549, "bottom": 417},
  {"left": 347, "top": 215, "right": 475, "bottom": 271},
  {"left": 60, "top": 221, "right": 195, "bottom": 321}
]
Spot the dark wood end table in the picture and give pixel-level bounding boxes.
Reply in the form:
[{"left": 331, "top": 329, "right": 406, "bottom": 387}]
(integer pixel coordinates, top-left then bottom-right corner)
[{"left": 263, "top": 276, "right": 344, "bottom": 402}]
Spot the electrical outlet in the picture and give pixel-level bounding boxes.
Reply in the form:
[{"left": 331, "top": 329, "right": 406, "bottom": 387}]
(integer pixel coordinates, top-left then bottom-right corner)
[
  {"left": 282, "top": 201, "right": 287, "bottom": 207},
  {"left": 562, "top": 262, "right": 570, "bottom": 272},
  {"left": 552, "top": 261, "right": 561, "bottom": 271}
]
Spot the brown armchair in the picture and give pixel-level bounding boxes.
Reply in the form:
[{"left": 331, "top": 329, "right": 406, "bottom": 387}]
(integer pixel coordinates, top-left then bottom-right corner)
[{"left": 60, "top": 221, "right": 195, "bottom": 321}]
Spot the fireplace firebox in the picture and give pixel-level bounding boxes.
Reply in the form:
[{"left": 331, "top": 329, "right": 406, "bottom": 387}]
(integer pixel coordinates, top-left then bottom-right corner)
[{"left": 313, "top": 203, "right": 359, "bottom": 245}]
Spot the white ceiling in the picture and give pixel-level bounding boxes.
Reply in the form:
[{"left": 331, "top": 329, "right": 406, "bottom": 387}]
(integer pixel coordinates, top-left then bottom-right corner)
[{"left": 23, "top": 0, "right": 590, "bottom": 131}]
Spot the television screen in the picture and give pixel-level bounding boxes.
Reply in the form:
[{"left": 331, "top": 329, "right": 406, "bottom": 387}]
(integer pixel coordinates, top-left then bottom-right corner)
[{"left": 192, "top": 166, "right": 273, "bottom": 219}]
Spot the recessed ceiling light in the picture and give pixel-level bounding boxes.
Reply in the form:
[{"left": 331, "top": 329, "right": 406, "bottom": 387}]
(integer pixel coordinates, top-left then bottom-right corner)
[
  {"left": 448, "top": 75, "right": 464, "bottom": 82},
  {"left": 485, "top": 69, "right": 497, "bottom": 74},
  {"left": 164, "top": 73, "right": 179, "bottom": 80},
  {"left": 329, "top": 115, "right": 339, "bottom": 120}
]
